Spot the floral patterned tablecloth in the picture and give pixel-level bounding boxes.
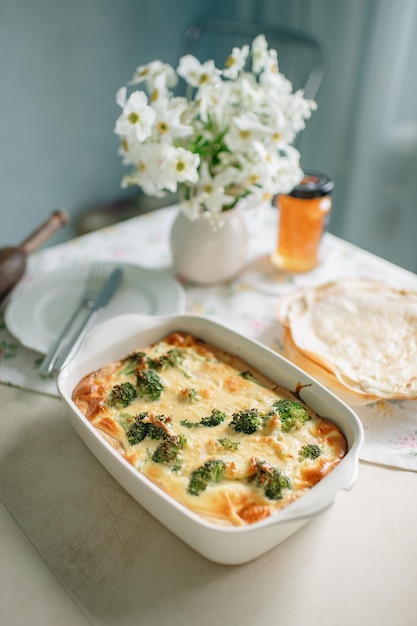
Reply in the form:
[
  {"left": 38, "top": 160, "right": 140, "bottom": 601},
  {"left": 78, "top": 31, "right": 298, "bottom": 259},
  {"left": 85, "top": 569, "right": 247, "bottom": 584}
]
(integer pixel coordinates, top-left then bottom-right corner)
[{"left": 2, "top": 204, "right": 417, "bottom": 471}]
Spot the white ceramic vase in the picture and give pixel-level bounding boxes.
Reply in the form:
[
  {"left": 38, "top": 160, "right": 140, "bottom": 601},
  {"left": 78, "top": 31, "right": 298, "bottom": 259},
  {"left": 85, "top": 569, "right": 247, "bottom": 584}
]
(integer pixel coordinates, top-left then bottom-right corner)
[{"left": 170, "top": 208, "right": 248, "bottom": 285}]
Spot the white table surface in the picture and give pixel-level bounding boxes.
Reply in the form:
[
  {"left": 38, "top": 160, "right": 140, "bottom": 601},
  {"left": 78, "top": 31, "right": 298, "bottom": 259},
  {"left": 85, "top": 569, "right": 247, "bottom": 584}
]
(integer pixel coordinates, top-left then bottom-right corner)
[{"left": 2, "top": 206, "right": 417, "bottom": 625}]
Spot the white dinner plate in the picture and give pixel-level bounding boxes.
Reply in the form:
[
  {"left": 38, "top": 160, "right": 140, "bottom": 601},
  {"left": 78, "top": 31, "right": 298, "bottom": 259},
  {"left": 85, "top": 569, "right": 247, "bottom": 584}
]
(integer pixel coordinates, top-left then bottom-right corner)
[{"left": 4, "top": 262, "right": 186, "bottom": 354}]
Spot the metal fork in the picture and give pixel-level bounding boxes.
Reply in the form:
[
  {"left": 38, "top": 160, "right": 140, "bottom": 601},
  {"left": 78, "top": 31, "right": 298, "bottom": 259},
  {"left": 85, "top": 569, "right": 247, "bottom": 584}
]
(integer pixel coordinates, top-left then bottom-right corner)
[{"left": 38, "top": 263, "right": 106, "bottom": 375}]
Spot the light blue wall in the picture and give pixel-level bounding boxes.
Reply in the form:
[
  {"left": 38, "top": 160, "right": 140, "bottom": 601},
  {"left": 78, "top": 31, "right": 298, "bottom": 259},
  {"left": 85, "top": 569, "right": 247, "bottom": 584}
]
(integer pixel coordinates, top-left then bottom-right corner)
[
  {"left": 1, "top": 0, "right": 416, "bottom": 272},
  {"left": 0, "top": 0, "right": 346, "bottom": 249},
  {"left": 0, "top": 0, "right": 227, "bottom": 247}
]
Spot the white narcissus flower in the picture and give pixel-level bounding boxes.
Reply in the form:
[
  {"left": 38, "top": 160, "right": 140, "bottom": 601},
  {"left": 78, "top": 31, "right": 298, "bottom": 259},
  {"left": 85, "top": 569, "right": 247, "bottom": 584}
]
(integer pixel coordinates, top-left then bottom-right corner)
[
  {"left": 116, "top": 86, "right": 127, "bottom": 108},
  {"left": 235, "top": 74, "right": 264, "bottom": 110},
  {"left": 121, "top": 143, "right": 171, "bottom": 196},
  {"left": 246, "top": 142, "right": 295, "bottom": 194},
  {"left": 259, "top": 65, "right": 292, "bottom": 93},
  {"left": 151, "top": 96, "right": 193, "bottom": 142},
  {"left": 223, "top": 45, "right": 250, "bottom": 79},
  {"left": 130, "top": 60, "right": 178, "bottom": 93},
  {"left": 251, "top": 34, "right": 269, "bottom": 74},
  {"left": 283, "top": 90, "right": 318, "bottom": 134},
  {"left": 162, "top": 146, "right": 200, "bottom": 186},
  {"left": 237, "top": 187, "right": 271, "bottom": 210},
  {"left": 224, "top": 112, "right": 268, "bottom": 152},
  {"left": 195, "top": 162, "right": 235, "bottom": 213},
  {"left": 115, "top": 34, "right": 316, "bottom": 219},
  {"left": 177, "top": 55, "right": 221, "bottom": 88},
  {"left": 114, "top": 90, "right": 156, "bottom": 142},
  {"left": 195, "top": 83, "right": 222, "bottom": 124},
  {"left": 262, "top": 48, "right": 279, "bottom": 78}
]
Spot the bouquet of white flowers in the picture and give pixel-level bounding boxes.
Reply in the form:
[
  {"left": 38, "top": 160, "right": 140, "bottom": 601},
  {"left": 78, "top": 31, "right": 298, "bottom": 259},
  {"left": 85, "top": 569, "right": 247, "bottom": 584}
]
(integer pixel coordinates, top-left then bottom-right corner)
[{"left": 114, "top": 34, "right": 316, "bottom": 220}]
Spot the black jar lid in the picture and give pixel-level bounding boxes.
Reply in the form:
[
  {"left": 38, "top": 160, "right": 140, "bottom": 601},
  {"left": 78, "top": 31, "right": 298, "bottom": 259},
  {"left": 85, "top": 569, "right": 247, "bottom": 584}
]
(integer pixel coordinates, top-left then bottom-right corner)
[{"left": 289, "top": 170, "right": 334, "bottom": 198}]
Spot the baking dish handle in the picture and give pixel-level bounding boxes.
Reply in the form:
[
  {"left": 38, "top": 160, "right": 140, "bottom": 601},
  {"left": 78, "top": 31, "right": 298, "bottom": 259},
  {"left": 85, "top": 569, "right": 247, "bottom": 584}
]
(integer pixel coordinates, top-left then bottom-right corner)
[{"left": 278, "top": 456, "right": 360, "bottom": 522}]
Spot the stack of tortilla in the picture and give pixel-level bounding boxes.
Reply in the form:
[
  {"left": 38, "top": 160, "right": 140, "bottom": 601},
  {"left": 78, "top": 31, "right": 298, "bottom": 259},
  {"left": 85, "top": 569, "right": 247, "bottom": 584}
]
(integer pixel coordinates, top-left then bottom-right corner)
[{"left": 276, "top": 278, "right": 417, "bottom": 405}]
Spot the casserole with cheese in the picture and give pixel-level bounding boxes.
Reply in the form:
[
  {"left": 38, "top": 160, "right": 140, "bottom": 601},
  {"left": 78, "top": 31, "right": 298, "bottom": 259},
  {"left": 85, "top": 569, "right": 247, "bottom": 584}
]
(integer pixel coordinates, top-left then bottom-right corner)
[{"left": 72, "top": 331, "right": 347, "bottom": 526}]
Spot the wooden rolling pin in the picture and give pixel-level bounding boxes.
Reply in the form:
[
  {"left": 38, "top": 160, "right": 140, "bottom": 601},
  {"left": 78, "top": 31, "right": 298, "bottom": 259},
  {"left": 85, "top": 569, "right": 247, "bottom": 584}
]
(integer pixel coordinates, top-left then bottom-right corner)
[{"left": 0, "top": 209, "right": 69, "bottom": 301}]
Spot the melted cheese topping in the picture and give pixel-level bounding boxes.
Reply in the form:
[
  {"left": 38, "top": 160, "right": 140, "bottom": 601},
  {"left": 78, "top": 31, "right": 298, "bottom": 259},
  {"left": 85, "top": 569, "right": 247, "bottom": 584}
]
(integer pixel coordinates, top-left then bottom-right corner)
[{"left": 72, "top": 332, "right": 347, "bottom": 526}]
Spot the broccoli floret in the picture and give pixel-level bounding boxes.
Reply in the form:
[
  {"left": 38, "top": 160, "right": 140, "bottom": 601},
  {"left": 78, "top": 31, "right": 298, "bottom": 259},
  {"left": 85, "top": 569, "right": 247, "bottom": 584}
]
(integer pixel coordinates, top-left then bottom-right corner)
[
  {"left": 107, "top": 382, "right": 137, "bottom": 408},
  {"left": 181, "top": 409, "right": 226, "bottom": 428},
  {"left": 180, "top": 387, "right": 200, "bottom": 403},
  {"left": 273, "top": 399, "right": 310, "bottom": 433},
  {"left": 152, "top": 434, "right": 187, "bottom": 464},
  {"left": 125, "top": 411, "right": 149, "bottom": 445},
  {"left": 146, "top": 415, "right": 171, "bottom": 440},
  {"left": 299, "top": 444, "right": 322, "bottom": 461},
  {"left": 127, "top": 351, "right": 147, "bottom": 364},
  {"left": 239, "top": 370, "right": 267, "bottom": 388},
  {"left": 121, "top": 348, "right": 185, "bottom": 375},
  {"left": 180, "top": 418, "right": 197, "bottom": 428},
  {"left": 187, "top": 459, "right": 226, "bottom": 496},
  {"left": 146, "top": 348, "right": 186, "bottom": 370},
  {"left": 230, "top": 408, "right": 262, "bottom": 434},
  {"left": 200, "top": 409, "right": 226, "bottom": 427},
  {"left": 217, "top": 437, "right": 240, "bottom": 450},
  {"left": 136, "top": 369, "right": 164, "bottom": 401},
  {"left": 161, "top": 347, "right": 185, "bottom": 368},
  {"left": 247, "top": 459, "right": 292, "bottom": 500},
  {"left": 119, "top": 351, "right": 149, "bottom": 375},
  {"left": 124, "top": 412, "right": 170, "bottom": 445}
]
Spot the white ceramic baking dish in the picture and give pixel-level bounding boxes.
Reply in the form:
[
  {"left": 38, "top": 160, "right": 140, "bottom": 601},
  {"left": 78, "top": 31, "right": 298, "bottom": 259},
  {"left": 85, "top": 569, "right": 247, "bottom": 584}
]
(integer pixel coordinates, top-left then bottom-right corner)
[{"left": 57, "top": 313, "right": 363, "bottom": 565}]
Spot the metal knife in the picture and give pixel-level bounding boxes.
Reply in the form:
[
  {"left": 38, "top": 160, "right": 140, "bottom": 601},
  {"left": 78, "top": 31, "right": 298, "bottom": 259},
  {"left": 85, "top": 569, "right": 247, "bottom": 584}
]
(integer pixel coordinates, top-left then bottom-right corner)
[{"left": 52, "top": 267, "right": 123, "bottom": 372}]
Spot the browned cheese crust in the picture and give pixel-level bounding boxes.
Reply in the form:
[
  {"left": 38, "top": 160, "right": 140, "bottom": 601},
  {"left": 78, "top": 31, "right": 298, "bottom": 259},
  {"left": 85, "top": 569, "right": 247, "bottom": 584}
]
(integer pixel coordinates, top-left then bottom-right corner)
[{"left": 72, "top": 331, "right": 347, "bottom": 526}]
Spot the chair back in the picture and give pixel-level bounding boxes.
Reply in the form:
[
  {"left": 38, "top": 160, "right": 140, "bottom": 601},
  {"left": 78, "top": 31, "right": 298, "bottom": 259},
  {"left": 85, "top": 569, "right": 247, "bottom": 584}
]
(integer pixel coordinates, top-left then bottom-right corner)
[{"left": 183, "top": 20, "right": 324, "bottom": 99}]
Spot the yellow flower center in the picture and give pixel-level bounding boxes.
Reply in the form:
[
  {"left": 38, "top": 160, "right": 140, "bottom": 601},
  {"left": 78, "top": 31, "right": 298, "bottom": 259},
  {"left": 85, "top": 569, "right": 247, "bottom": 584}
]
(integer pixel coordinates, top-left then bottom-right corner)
[
  {"left": 239, "top": 130, "right": 251, "bottom": 140},
  {"left": 225, "top": 55, "right": 235, "bottom": 68},
  {"left": 199, "top": 73, "right": 209, "bottom": 85},
  {"left": 121, "top": 138, "right": 128, "bottom": 152},
  {"left": 157, "top": 121, "right": 169, "bottom": 134},
  {"left": 176, "top": 161, "right": 185, "bottom": 172},
  {"left": 273, "top": 131, "right": 281, "bottom": 142},
  {"left": 138, "top": 161, "right": 146, "bottom": 172},
  {"left": 128, "top": 112, "right": 139, "bottom": 124},
  {"left": 150, "top": 89, "right": 159, "bottom": 103},
  {"left": 203, "top": 184, "right": 213, "bottom": 194}
]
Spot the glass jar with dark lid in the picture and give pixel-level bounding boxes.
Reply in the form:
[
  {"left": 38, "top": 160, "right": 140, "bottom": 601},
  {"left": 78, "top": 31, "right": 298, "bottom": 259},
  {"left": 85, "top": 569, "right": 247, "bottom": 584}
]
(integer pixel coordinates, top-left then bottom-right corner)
[
  {"left": 288, "top": 170, "right": 334, "bottom": 199},
  {"left": 271, "top": 170, "right": 334, "bottom": 272}
]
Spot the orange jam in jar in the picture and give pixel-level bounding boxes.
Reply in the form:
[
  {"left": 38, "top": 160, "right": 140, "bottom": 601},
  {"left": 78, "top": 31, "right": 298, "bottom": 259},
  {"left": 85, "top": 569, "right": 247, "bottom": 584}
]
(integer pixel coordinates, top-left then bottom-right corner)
[{"left": 271, "top": 171, "right": 334, "bottom": 272}]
